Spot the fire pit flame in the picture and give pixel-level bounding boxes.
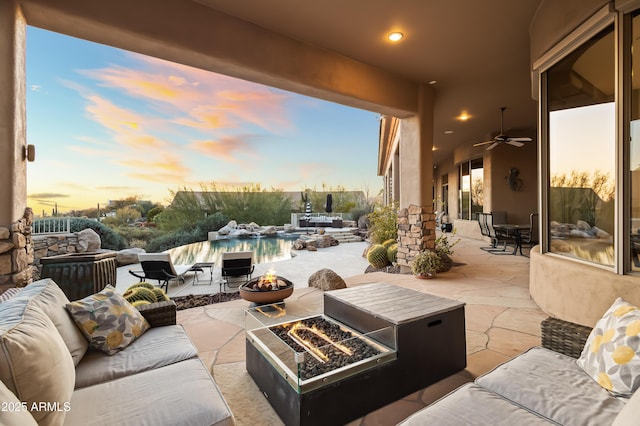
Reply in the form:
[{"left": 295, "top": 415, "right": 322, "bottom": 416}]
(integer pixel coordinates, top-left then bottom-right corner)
[
  {"left": 256, "top": 269, "right": 287, "bottom": 291},
  {"left": 287, "top": 322, "right": 353, "bottom": 363}
]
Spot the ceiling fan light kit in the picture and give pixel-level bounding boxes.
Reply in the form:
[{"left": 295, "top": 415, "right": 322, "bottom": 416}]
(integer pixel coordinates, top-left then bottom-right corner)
[{"left": 473, "top": 107, "right": 533, "bottom": 150}]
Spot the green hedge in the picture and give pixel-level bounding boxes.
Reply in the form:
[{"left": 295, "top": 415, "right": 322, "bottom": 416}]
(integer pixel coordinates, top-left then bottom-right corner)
[{"left": 69, "top": 218, "right": 127, "bottom": 250}]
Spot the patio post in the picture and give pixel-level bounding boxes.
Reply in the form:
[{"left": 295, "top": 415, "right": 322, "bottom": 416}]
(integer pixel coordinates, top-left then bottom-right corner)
[
  {"left": 0, "top": 1, "right": 33, "bottom": 289},
  {"left": 396, "top": 84, "right": 436, "bottom": 271}
]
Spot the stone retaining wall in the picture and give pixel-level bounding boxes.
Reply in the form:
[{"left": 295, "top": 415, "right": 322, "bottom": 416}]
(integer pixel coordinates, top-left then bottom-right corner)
[
  {"left": 32, "top": 233, "right": 80, "bottom": 270},
  {"left": 396, "top": 204, "right": 436, "bottom": 268},
  {"left": 0, "top": 208, "right": 34, "bottom": 291}
]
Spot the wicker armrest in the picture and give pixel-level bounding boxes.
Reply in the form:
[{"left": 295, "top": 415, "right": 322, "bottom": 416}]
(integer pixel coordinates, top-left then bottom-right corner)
[
  {"left": 137, "top": 300, "right": 177, "bottom": 327},
  {"left": 541, "top": 317, "right": 592, "bottom": 358}
]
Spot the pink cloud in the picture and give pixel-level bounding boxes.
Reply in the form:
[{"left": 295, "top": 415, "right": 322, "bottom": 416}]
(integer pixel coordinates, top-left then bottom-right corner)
[
  {"left": 189, "top": 135, "right": 255, "bottom": 162},
  {"left": 81, "top": 55, "right": 293, "bottom": 134},
  {"left": 119, "top": 156, "right": 191, "bottom": 183}
]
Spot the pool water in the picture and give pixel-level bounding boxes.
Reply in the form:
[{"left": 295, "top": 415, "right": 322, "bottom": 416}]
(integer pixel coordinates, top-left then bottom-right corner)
[{"left": 166, "top": 234, "right": 300, "bottom": 266}]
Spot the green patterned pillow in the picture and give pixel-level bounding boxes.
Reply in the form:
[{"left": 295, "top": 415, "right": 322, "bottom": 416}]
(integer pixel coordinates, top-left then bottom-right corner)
[
  {"left": 577, "top": 298, "right": 640, "bottom": 397},
  {"left": 65, "top": 285, "right": 150, "bottom": 355}
]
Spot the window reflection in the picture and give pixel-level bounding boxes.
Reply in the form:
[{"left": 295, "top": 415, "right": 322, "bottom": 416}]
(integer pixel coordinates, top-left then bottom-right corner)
[
  {"left": 630, "top": 12, "right": 640, "bottom": 271},
  {"left": 458, "top": 159, "right": 483, "bottom": 220},
  {"left": 546, "top": 26, "right": 615, "bottom": 266}
]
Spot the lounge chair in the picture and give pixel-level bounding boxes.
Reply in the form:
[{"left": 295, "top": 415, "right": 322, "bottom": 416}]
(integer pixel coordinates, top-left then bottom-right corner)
[
  {"left": 221, "top": 251, "right": 254, "bottom": 292},
  {"left": 129, "top": 253, "right": 199, "bottom": 292}
]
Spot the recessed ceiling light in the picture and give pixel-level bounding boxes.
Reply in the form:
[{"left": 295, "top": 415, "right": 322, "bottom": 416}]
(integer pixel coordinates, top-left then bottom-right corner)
[
  {"left": 388, "top": 32, "right": 404, "bottom": 42},
  {"left": 456, "top": 111, "right": 472, "bottom": 121},
  {"left": 429, "top": 80, "right": 437, "bottom": 85},
  {"left": 444, "top": 130, "right": 454, "bottom": 134}
]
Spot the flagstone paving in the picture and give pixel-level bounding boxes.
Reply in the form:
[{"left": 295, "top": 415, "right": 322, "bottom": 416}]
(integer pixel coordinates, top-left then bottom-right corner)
[{"left": 121, "top": 235, "right": 544, "bottom": 425}]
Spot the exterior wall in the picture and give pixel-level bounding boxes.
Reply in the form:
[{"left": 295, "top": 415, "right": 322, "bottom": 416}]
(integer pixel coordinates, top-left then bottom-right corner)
[
  {"left": 437, "top": 135, "right": 537, "bottom": 238},
  {"left": 531, "top": 249, "right": 640, "bottom": 326},
  {"left": 0, "top": 1, "right": 28, "bottom": 223},
  {"left": 530, "top": 0, "right": 640, "bottom": 323},
  {"left": 489, "top": 142, "right": 538, "bottom": 224}
]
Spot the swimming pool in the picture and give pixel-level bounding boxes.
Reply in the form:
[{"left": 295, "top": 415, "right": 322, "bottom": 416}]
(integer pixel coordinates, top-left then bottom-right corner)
[{"left": 166, "top": 233, "right": 300, "bottom": 266}]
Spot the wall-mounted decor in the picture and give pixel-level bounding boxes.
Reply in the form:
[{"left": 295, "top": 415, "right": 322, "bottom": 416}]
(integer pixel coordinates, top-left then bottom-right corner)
[{"left": 506, "top": 167, "right": 523, "bottom": 191}]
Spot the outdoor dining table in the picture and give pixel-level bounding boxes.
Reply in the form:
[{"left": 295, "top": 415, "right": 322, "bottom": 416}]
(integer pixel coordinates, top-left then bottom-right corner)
[{"left": 493, "top": 224, "right": 531, "bottom": 256}]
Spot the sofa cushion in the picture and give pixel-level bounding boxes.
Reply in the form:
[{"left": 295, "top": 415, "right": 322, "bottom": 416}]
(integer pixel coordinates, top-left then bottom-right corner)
[
  {"left": 577, "top": 297, "right": 640, "bottom": 396},
  {"left": 74, "top": 324, "right": 198, "bottom": 388},
  {"left": 613, "top": 389, "right": 640, "bottom": 426},
  {"left": 476, "top": 346, "right": 626, "bottom": 425},
  {"left": 15, "top": 279, "right": 88, "bottom": 366},
  {"left": 398, "top": 383, "right": 553, "bottom": 425},
  {"left": 66, "top": 285, "right": 150, "bottom": 355},
  {"left": 0, "top": 297, "right": 75, "bottom": 426},
  {"left": 0, "top": 287, "right": 22, "bottom": 302},
  {"left": 65, "top": 358, "right": 235, "bottom": 426},
  {"left": 0, "top": 379, "right": 38, "bottom": 426}
]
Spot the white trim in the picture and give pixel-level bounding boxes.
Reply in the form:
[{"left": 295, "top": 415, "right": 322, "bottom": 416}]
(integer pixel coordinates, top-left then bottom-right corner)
[{"left": 533, "top": 3, "right": 615, "bottom": 72}]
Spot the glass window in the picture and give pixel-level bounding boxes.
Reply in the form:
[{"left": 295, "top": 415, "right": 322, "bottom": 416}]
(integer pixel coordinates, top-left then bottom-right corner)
[
  {"left": 458, "top": 159, "right": 482, "bottom": 220},
  {"left": 471, "top": 159, "right": 484, "bottom": 220},
  {"left": 630, "top": 12, "right": 640, "bottom": 271},
  {"left": 546, "top": 25, "right": 615, "bottom": 266}
]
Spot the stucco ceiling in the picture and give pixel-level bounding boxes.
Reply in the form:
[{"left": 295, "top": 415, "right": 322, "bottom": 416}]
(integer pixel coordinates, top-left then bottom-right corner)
[{"left": 195, "top": 0, "right": 543, "bottom": 164}]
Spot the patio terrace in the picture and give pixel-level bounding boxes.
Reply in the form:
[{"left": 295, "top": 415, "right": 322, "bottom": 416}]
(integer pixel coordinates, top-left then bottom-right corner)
[{"left": 131, "top": 234, "right": 544, "bottom": 425}]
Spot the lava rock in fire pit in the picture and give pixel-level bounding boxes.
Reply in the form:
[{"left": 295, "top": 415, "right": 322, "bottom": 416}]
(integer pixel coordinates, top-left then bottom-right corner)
[{"left": 269, "top": 316, "right": 382, "bottom": 381}]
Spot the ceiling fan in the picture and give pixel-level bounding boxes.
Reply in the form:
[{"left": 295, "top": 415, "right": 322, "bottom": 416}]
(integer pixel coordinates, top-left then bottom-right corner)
[{"left": 473, "top": 107, "right": 533, "bottom": 150}]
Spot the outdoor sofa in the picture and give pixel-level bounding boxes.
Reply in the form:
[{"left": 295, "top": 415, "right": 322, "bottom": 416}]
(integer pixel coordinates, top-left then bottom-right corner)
[
  {"left": 399, "top": 305, "right": 639, "bottom": 425},
  {"left": 0, "top": 278, "right": 235, "bottom": 426}
]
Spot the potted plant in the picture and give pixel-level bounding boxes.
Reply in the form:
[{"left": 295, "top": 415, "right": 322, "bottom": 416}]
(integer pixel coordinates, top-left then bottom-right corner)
[
  {"left": 410, "top": 250, "right": 442, "bottom": 279},
  {"left": 434, "top": 230, "right": 460, "bottom": 272}
]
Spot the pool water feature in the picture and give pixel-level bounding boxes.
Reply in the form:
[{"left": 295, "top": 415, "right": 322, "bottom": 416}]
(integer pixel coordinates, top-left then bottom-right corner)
[{"left": 167, "top": 233, "right": 300, "bottom": 266}]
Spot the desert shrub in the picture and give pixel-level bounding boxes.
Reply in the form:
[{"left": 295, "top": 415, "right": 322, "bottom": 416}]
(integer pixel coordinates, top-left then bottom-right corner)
[
  {"left": 146, "top": 229, "right": 199, "bottom": 253},
  {"left": 67, "top": 218, "right": 126, "bottom": 250},
  {"left": 146, "top": 212, "right": 228, "bottom": 253},
  {"left": 367, "top": 202, "right": 398, "bottom": 244},
  {"left": 113, "top": 226, "right": 162, "bottom": 248}
]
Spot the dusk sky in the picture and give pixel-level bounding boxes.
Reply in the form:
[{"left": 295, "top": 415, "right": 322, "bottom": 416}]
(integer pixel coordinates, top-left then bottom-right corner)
[{"left": 25, "top": 27, "right": 381, "bottom": 216}]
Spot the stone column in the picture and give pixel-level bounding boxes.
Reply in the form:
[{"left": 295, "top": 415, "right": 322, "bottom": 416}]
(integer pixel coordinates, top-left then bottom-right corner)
[
  {"left": 396, "top": 205, "right": 436, "bottom": 269},
  {"left": 397, "top": 84, "right": 435, "bottom": 271},
  {"left": 0, "top": 208, "right": 34, "bottom": 290},
  {"left": 0, "top": 2, "right": 30, "bottom": 291}
]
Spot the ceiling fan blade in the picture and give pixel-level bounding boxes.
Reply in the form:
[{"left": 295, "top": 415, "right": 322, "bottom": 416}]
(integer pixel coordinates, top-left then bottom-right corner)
[
  {"left": 507, "top": 137, "right": 532, "bottom": 142},
  {"left": 506, "top": 140, "right": 525, "bottom": 147},
  {"left": 473, "top": 140, "right": 495, "bottom": 147},
  {"left": 485, "top": 142, "right": 500, "bottom": 150}
]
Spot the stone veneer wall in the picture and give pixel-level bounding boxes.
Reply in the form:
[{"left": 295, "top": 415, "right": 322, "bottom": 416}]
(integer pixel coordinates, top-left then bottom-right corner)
[
  {"left": 0, "top": 208, "right": 34, "bottom": 291},
  {"left": 396, "top": 204, "right": 436, "bottom": 268},
  {"left": 32, "top": 233, "right": 80, "bottom": 277}
]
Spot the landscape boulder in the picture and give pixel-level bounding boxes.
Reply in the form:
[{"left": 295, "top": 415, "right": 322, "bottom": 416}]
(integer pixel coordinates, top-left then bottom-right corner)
[
  {"left": 116, "top": 248, "right": 146, "bottom": 266},
  {"left": 76, "top": 228, "right": 101, "bottom": 252},
  {"left": 292, "top": 239, "right": 306, "bottom": 250},
  {"left": 218, "top": 220, "right": 238, "bottom": 236},
  {"left": 308, "top": 268, "right": 346, "bottom": 291}
]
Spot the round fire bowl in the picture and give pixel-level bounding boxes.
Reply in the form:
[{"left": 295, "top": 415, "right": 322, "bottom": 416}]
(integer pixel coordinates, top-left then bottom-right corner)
[{"left": 239, "top": 276, "right": 294, "bottom": 305}]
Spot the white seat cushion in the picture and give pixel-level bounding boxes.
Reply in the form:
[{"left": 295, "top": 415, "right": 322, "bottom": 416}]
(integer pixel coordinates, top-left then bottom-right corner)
[
  {"left": 476, "top": 346, "right": 626, "bottom": 425},
  {"left": 74, "top": 325, "right": 198, "bottom": 388},
  {"left": 398, "top": 383, "right": 553, "bottom": 425},
  {"left": 65, "top": 358, "right": 234, "bottom": 426}
]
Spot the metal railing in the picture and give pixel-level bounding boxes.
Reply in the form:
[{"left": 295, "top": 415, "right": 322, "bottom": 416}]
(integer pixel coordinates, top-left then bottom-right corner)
[{"left": 33, "top": 217, "right": 71, "bottom": 235}]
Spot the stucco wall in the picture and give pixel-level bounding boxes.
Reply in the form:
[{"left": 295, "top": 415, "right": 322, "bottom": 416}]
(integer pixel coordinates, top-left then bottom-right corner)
[
  {"left": 531, "top": 249, "right": 640, "bottom": 326},
  {"left": 530, "top": 0, "right": 640, "bottom": 325},
  {"left": 489, "top": 142, "right": 538, "bottom": 224}
]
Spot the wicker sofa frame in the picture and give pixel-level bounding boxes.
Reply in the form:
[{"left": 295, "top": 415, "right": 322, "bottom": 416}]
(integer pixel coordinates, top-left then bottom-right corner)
[
  {"left": 136, "top": 299, "right": 178, "bottom": 327},
  {"left": 540, "top": 316, "right": 592, "bottom": 359}
]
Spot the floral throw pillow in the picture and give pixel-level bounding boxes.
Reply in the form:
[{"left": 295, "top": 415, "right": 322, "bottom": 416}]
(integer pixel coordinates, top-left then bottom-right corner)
[
  {"left": 577, "top": 298, "right": 640, "bottom": 397},
  {"left": 65, "top": 285, "right": 150, "bottom": 355}
]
